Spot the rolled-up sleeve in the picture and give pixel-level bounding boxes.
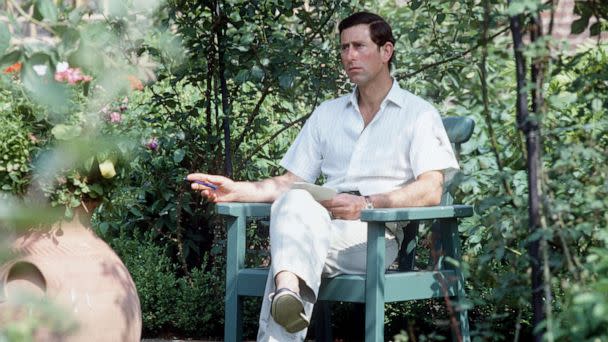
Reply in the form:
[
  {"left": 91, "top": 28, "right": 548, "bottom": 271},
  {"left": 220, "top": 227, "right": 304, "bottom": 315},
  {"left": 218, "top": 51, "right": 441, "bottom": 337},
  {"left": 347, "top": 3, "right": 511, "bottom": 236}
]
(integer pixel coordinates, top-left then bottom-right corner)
[{"left": 409, "top": 110, "right": 460, "bottom": 183}]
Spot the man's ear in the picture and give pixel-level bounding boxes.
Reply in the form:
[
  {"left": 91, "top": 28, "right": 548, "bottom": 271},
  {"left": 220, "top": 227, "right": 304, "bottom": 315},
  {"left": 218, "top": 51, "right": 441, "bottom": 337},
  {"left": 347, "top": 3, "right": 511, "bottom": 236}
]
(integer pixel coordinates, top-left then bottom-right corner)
[{"left": 381, "top": 42, "right": 394, "bottom": 64}]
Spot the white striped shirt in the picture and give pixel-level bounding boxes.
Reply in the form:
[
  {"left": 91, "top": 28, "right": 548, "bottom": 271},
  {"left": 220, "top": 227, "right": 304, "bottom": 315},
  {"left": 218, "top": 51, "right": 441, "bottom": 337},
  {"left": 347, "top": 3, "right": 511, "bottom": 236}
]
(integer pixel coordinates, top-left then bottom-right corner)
[{"left": 281, "top": 80, "right": 459, "bottom": 196}]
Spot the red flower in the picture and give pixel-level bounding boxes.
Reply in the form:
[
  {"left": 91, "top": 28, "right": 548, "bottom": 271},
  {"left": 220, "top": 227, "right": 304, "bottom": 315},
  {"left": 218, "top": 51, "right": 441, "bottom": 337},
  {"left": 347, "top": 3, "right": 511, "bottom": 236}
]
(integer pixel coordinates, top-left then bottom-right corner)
[{"left": 3, "top": 62, "right": 22, "bottom": 74}]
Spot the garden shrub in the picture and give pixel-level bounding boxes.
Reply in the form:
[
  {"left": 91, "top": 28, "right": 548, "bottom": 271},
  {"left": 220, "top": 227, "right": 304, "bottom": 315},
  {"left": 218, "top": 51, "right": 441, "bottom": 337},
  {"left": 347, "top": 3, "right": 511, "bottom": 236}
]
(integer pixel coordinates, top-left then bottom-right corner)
[
  {"left": 107, "top": 231, "right": 229, "bottom": 337},
  {"left": 0, "top": 105, "right": 32, "bottom": 196},
  {"left": 109, "top": 234, "right": 179, "bottom": 334}
]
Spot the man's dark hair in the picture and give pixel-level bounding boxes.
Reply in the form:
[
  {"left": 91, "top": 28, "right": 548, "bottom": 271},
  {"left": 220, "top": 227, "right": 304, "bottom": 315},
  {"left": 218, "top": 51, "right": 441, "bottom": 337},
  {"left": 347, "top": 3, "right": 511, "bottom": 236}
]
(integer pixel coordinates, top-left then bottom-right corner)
[{"left": 338, "top": 11, "right": 396, "bottom": 67}]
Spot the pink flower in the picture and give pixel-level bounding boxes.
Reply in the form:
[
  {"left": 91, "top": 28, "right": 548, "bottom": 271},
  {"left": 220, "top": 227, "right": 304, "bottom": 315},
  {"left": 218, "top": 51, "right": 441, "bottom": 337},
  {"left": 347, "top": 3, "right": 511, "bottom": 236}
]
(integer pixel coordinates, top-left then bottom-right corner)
[
  {"left": 54, "top": 65, "right": 93, "bottom": 84},
  {"left": 28, "top": 133, "right": 39, "bottom": 143},
  {"left": 109, "top": 112, "right": 122, "bottom": 123},
  {"left": 127, "top": 75, "right": 143, "bottom": 91},
  {"left": 146, "top": 137, "right": 159, "bottom": 150}
]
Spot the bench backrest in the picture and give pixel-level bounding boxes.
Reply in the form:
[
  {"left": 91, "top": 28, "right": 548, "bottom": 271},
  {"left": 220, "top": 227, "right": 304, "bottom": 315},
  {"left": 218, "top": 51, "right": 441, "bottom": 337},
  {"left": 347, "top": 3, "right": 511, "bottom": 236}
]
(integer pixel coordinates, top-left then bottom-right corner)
[{"left": 398, "top": 116, "right": 474, "bottom": 271}]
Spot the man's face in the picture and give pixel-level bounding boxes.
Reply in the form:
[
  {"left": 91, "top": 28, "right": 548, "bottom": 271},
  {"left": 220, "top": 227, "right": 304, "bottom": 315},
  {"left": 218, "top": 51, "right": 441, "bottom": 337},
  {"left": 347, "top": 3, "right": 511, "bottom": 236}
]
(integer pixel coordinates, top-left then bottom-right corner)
[{"left": 340, "top": 24, "right": 392, "bottom": 87}]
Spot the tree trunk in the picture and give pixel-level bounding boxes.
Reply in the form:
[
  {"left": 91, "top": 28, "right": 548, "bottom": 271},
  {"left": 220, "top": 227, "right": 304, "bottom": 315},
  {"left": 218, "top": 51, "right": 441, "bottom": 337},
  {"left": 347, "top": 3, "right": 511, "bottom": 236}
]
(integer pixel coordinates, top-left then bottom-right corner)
[
  {"left": 508, "top": 5, "right": 545, "bottom": 342},
  {"left": 215, "top": 0, "right": 232, "bottom": 177}
]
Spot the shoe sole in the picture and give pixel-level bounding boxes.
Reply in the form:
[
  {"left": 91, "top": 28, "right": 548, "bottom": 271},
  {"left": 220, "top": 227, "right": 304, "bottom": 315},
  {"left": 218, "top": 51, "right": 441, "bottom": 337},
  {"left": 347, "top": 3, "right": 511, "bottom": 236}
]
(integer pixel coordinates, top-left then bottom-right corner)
[{"left": 270, "top": 291, "right": 309, "bottom": 333}]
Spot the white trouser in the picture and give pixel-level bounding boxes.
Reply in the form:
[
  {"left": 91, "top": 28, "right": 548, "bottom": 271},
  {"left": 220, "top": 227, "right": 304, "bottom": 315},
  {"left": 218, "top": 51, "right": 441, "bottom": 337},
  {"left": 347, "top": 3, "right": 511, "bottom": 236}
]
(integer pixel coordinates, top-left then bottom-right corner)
[{"left": 257, "top": 189, "right": 399, "bottom": 341}]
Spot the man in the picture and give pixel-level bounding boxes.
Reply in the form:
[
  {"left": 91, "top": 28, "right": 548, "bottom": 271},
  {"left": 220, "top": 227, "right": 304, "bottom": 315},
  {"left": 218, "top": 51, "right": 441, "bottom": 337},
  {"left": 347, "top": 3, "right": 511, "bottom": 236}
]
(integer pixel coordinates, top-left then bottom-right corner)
[{"left": 187, "top": 12, "right": 459, "bottom": 341}]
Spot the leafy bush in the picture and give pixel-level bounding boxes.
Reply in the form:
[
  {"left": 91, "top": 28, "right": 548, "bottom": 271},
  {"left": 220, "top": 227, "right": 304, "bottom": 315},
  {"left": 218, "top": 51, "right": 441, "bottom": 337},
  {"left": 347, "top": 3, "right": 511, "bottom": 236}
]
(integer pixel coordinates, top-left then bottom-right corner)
[
  {"left": 107, "top": 232, "right": 226, "bottom": 337},
  {"left": 0, "top": 98, "right": 33, "bottom": 195}
]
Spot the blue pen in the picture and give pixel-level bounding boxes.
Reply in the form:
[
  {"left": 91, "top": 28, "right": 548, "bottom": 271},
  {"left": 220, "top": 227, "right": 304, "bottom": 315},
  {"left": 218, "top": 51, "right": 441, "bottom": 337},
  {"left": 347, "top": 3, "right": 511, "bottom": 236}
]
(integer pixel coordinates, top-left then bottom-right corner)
[{"left": 185, "top": 177, "right": 218, "bottom": 190}]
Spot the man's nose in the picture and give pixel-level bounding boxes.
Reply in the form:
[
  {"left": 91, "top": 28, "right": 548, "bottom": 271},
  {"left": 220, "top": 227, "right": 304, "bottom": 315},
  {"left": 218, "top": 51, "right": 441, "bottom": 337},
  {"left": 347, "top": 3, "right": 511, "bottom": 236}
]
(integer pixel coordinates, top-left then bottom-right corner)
[{"left": 343, "top": 47, "right": 356, "bottom": 61}]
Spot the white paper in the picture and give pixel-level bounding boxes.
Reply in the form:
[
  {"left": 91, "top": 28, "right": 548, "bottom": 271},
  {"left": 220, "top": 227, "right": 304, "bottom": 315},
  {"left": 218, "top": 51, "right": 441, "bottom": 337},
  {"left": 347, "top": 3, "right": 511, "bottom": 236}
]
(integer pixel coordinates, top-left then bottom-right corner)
[{"left": 291, "top": 182, "right": 337, "bottom": 201}]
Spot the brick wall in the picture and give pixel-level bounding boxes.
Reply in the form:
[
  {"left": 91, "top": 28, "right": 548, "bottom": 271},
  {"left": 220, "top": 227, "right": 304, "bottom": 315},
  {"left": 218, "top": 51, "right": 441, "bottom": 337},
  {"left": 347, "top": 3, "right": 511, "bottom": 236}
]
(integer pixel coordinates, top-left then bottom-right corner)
[{"left": 542, "top": 0, "right": 608, "bottom": 48}]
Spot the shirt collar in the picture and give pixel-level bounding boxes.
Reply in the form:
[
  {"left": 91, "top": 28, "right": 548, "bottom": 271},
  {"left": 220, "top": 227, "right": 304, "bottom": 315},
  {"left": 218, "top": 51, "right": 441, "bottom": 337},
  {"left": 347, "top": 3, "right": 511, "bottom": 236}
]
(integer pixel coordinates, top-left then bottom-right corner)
[{"left": 348, "top": 79, "right": 404, "bottom": 111}]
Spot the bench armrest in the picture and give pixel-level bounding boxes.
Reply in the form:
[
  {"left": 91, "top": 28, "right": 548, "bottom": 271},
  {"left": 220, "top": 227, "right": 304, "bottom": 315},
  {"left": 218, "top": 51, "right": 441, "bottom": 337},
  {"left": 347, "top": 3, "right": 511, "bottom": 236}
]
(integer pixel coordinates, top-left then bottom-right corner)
[
  {"left": 216, "top": 202, "right": 272, "bottom": 218},
  {"left": 360, "top": 205, "right": 473, "bottom": 222},
  {"left": 216, "top": 203, "right": 473, "bottom": 222}
]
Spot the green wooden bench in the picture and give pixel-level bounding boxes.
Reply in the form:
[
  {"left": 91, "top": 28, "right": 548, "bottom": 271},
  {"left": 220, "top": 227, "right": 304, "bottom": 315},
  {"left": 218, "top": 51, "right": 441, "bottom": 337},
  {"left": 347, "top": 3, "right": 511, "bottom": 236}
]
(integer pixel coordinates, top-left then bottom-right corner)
[{"left": 217, "top": 116, "right": 475, "bottom": 342}]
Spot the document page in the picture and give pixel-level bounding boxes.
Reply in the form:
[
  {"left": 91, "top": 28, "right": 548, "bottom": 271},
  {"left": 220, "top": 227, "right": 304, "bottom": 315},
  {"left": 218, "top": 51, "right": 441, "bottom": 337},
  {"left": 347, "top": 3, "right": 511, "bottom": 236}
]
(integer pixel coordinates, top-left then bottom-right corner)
[{"left": 290, "top": 182, "right": 337, "bottom": 201}]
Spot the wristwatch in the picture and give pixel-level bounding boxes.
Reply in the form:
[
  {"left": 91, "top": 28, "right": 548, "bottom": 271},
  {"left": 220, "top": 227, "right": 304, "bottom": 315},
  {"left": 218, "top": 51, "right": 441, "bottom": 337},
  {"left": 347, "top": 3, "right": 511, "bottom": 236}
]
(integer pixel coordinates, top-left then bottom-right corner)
[{"left": 363, "top": 195, "right": 374, "bottom": 209}]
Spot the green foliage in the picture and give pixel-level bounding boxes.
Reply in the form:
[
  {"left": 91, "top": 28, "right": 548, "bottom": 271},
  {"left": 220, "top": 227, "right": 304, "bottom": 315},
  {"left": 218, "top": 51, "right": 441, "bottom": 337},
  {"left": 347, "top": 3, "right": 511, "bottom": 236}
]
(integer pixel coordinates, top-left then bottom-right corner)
[
  {"left": 543, "top": 46, "right": 608, "bottom": 340},
  {"left": 0, "top": 295, "right": 78, "bottom": 341},
  {"left": 108, "top": 233, "right": 225, "bottom": 337},
  {"left": 570, "top": 0, "right": 608, "bottom": 36},
  {"left": 0, "top": 99, "right": 33, "bottom": 195},
  {"left": 381, "top": 1, "right": 608, "bottom": 341},
  {"left": 0, "top": 0, "right": 174, "bottom": 218}
]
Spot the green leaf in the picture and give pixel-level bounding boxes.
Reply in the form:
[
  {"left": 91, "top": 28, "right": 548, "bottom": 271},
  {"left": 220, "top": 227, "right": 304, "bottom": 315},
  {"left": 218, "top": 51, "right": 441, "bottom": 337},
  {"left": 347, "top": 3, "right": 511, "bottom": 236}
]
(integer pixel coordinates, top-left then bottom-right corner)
[
  {"left": 51, "top": 124, "right": 82, "bottom": 140},
  {"left": 89, "top": 183, "right": 103, "bottom": 195},
  {"left": 279, "top": 74, "right": 293, "bottom": 89},
  {"left": 60, "top": 28, "right": 81, "bottom": 56},
  {"left": 0, "top": 50, "right": 21, "bottom": 68},
  {"left": 507, "top": 2, "right": 526, "bottom": 16},
  {"left": 410, "top": 0, "right": 422, "bottom": 10},
  {"left": 64, "top": 206, "right": 74, "bottom": 220},
  {"left": 68, "top": 7, "right": 84, "bottom": 25},
  {"left": 549, "top": 91, "right": 577, "bottom": 108},
  {"left": 36, "top": 0, "right": 58, "bottom": 23},
  {"left": 0, "top": 22, "right": 10, "bottom": 55},
  {"left": 235, "top": 69, "right": 249, "bottom": 83},
  {"left": 436, "top": 13, "right": 446, "bottom": 25},
  {"left": 129, "top": 206, "right": 143, "bottom": 217},
  {"left": 283, "top": 0, "right": 292, "bottom": 10},
  {"left": 571, "top": 16, "right": 590, "bottom": 34},
  {"left": 591, "top": 98, "right": 603, "bottom": 112},
  {"left": 589, "top": 22, "right": 600, "bottom": 36},
  {"left": 251, "top": 65, "right": 264, "bottom": 80},
  {"left": 173, "top": 148, "right": 185, "bottom": 163},
  {"left": 98, "top": 222, "right": 109, "bottom": 235}
]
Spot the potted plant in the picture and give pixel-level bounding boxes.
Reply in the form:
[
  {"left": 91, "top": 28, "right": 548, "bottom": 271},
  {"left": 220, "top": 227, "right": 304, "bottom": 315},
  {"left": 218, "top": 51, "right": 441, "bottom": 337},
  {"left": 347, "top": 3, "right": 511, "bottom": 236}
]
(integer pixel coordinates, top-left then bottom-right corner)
[{"left": 0, "top": 1, "right": 172, "bottom": 340}]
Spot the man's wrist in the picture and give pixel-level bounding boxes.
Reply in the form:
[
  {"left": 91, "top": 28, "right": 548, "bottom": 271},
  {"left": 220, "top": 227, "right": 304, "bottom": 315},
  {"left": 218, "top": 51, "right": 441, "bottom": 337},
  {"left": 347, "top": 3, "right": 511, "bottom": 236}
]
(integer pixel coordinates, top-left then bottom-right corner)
[{"left": 363, "top": 195, "right": 374, "bottom": 209}]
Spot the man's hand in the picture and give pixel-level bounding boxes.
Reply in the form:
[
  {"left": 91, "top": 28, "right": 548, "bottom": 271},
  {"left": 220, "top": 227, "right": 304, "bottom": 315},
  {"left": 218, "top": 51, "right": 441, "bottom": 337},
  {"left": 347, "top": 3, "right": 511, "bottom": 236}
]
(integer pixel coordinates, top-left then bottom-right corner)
[
  {"left": 320, "top": 193, "right": 367, "bottom": 220},
  {"left": 186, "top": 171, "right": 302, "bottom": 203},
  {"left": 186, "top": 173, "right": 239, "bottom": 203}
]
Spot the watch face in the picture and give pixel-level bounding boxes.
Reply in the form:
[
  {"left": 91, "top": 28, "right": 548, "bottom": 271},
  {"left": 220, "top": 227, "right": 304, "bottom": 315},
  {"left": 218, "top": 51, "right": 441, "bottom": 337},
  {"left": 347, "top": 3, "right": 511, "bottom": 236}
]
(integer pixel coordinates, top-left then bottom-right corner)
[{"left": 364, "top": 196, "right": 374, "bottom": 209}]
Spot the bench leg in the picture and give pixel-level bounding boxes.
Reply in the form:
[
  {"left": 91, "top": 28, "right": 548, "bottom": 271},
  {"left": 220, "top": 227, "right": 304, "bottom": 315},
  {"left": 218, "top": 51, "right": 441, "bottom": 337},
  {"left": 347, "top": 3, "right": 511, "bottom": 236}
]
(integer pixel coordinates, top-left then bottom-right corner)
[
  {"left": 225, "top": 215, "right": 246, "bottom": 342},
  {"left": 365, "top": 222, "right": 386, "bottom": 342},
  {"left": 224, "top": 293, "right": 243, "bottom": 342},
  {"left": 442, "top": 218, "right": 471, "bottom": 342}
]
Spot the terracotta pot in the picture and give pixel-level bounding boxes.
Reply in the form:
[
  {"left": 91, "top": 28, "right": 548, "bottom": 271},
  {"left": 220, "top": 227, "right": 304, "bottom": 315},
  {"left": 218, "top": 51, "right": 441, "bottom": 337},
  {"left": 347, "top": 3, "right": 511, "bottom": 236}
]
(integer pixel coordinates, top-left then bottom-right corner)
[{"left": 0, "top": 205, "right": 142, "bottom": 341}]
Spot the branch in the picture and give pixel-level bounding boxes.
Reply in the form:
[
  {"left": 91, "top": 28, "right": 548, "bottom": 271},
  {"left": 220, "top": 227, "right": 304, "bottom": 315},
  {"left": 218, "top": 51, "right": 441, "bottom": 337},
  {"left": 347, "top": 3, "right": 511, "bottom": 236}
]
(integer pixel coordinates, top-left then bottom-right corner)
[
  {"left": 511, "top": 5, "right": 547, "bottom": 341},
  {"left": 548, "top": 0, "right": 557, "bottom": 36},
  {"left": 395, "top": 26, "right": 510, "bottom": 79},
  {"left": 243, "top": 112, "right": 310, "bottom": 162},
  {"left": 509, "top": 14, "right": 529, "bottom": 131},
  {"left": 215, "top": 0, "right": 232, "bottom": 177},
  {"left": 479, "top": 0, "right": 515, "bottom": 201},
  {"left": 232, "top": 83, "right": 271, "bottom": 153},
  {"left": 6, "top": 0, "right": 57, "bottom": 35}
]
